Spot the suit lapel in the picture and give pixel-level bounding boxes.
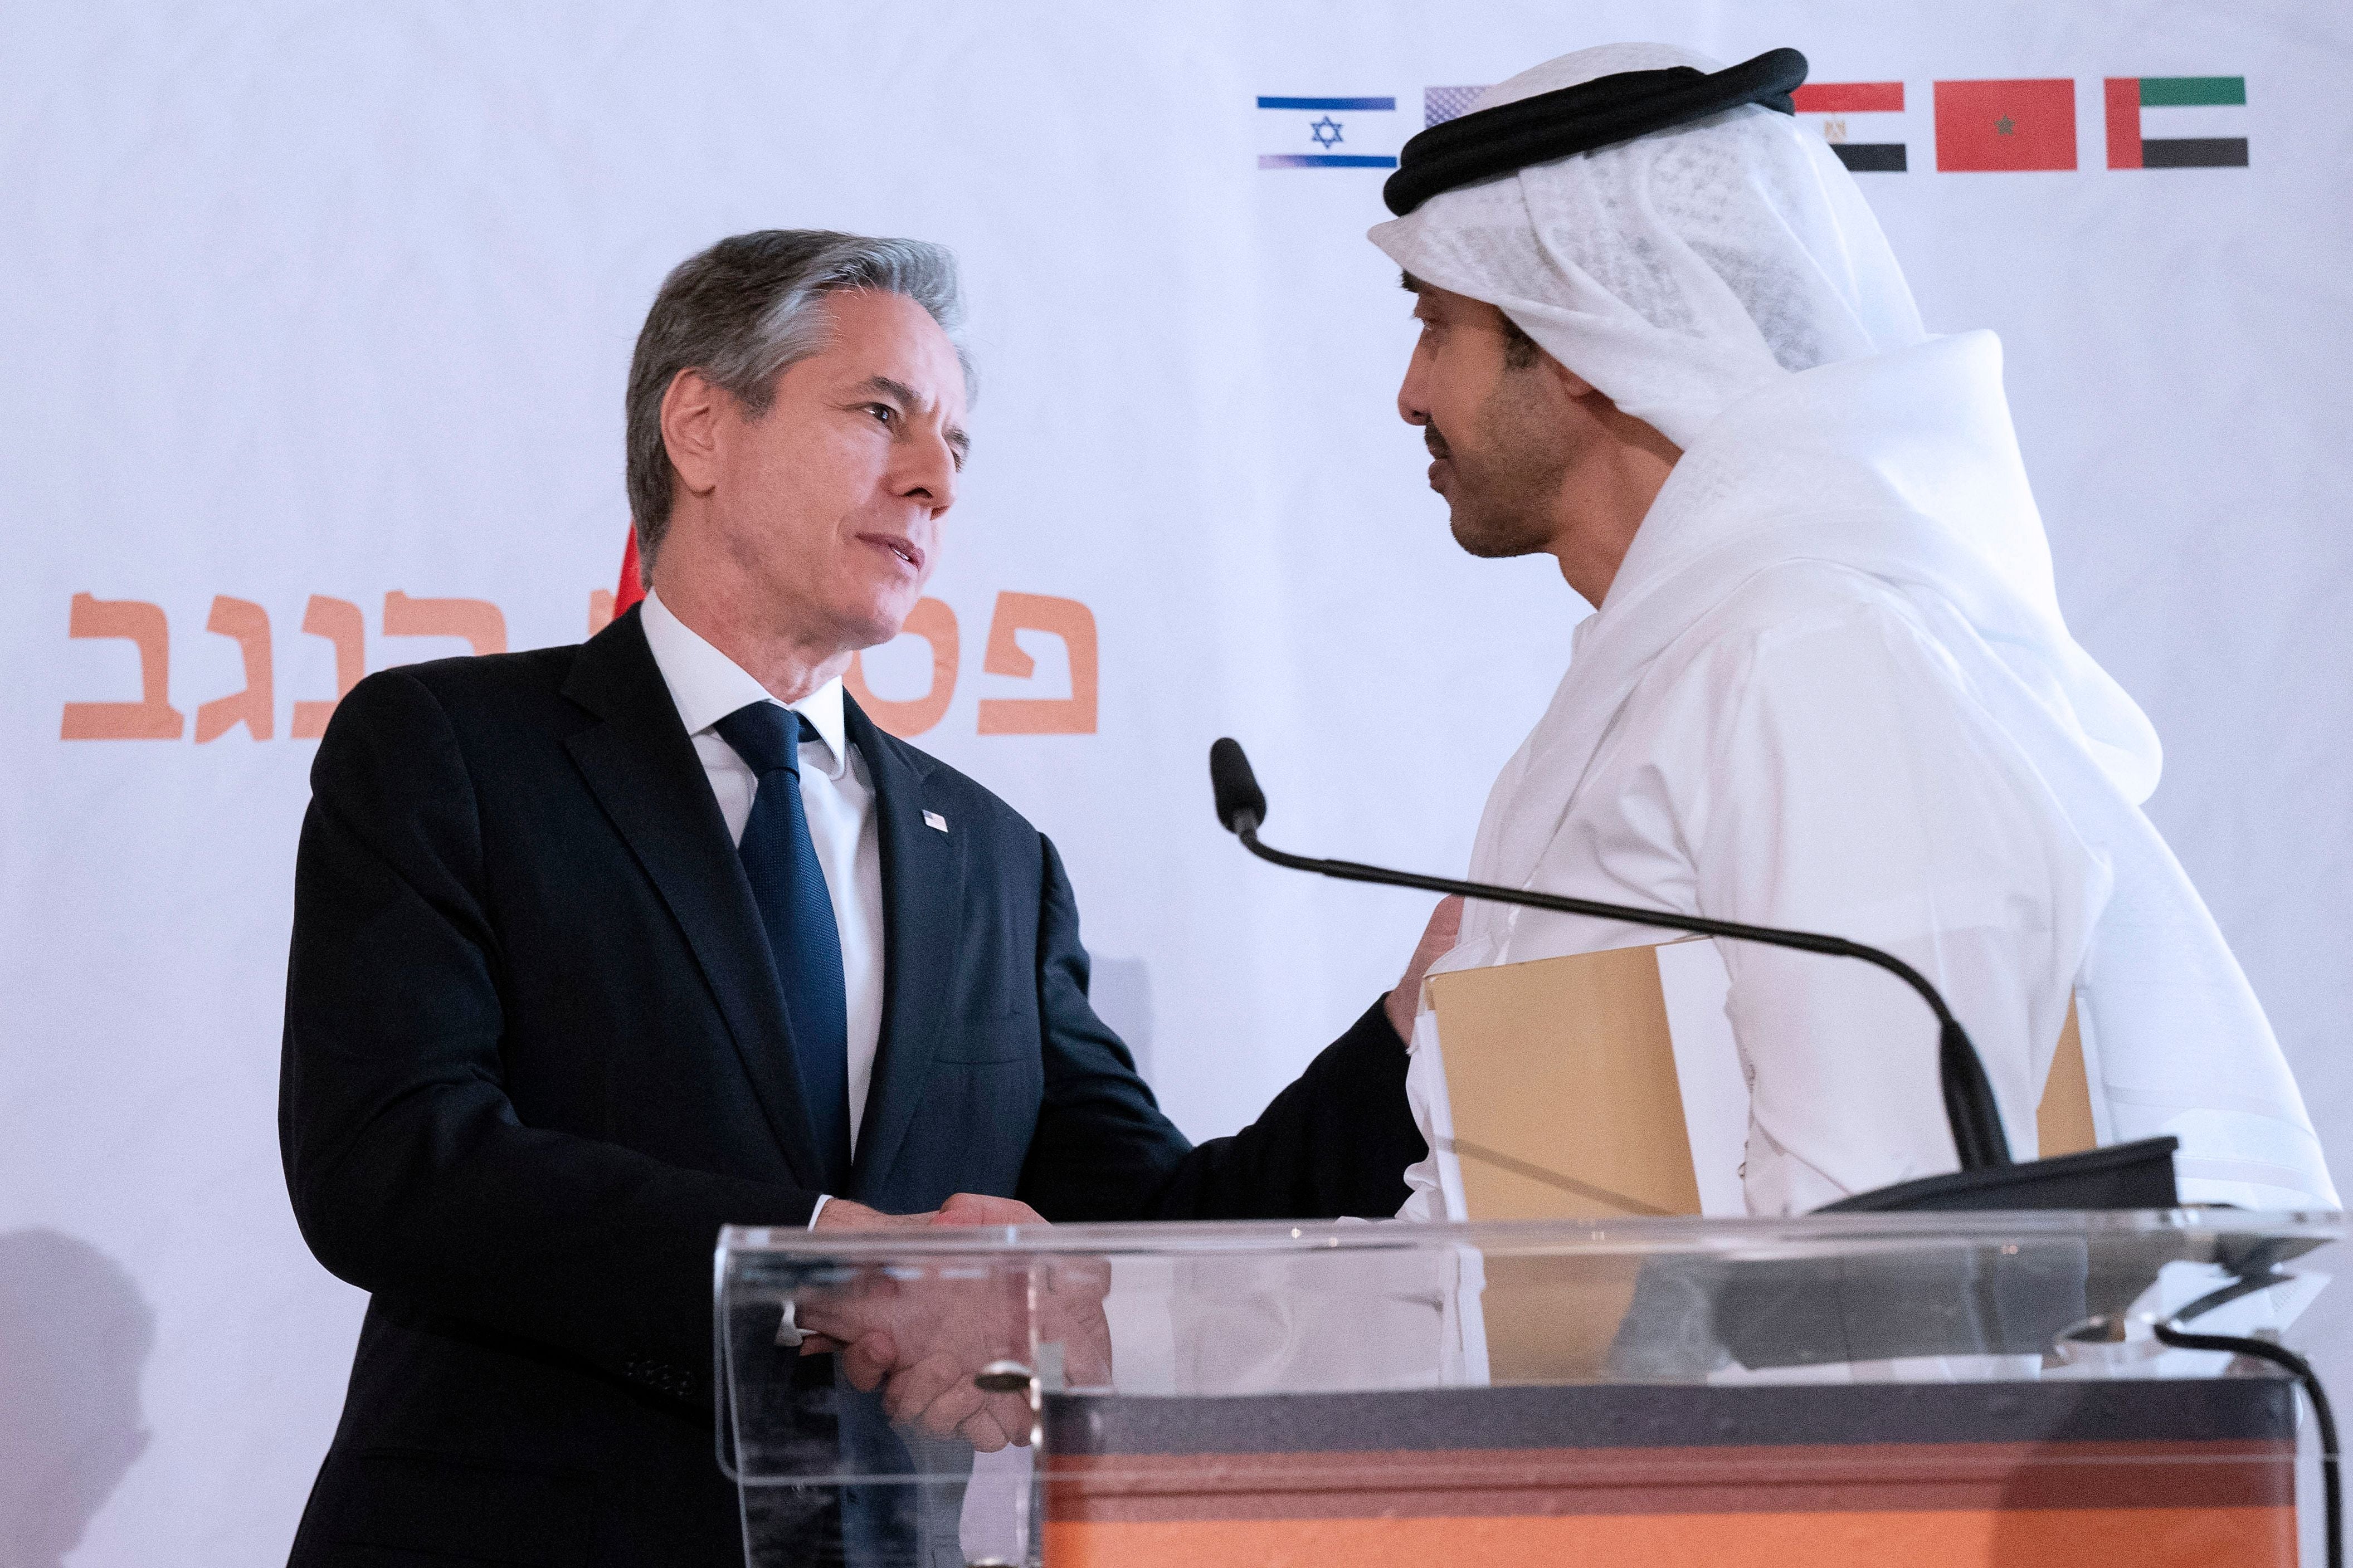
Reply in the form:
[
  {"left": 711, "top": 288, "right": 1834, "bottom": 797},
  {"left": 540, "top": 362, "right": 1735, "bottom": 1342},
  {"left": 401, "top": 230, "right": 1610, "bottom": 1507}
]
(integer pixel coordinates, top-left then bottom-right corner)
[
  {"left": 845, "top": 694, "right": 961, "bottom": 1197},
  {"left": 561, "top": 609, "right": 823, "bottom": 1189}
]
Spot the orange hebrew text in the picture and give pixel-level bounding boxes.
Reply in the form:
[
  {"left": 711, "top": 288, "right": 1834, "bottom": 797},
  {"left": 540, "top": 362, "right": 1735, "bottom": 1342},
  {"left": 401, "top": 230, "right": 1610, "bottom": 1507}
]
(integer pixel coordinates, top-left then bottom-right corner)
[
  {"left": 291, "top": 596, "right": 366, "bottom": 740},
  {"left": 588, "top": 589, "right": 616, "bottom": 637},
  {"left": 384, "top": 591, "right": 507, "bottom": 657},
  {"left": 846, "top": 598, "right": 958, "bottom": 737},
  {"left": 194, "top": 596, "right": 274, "bottom": 742},
  {"left": 977, "top": 593, "right": 1097, "bottom": 736},
  {"left": 61, "top": 594, "right": 184, "bottom": 740}
]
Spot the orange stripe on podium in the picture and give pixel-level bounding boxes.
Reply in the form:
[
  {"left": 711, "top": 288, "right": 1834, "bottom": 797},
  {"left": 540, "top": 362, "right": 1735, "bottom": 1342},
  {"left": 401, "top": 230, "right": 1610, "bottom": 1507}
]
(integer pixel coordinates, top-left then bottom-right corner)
[{"left": 1045, "top": 1505, "right": 2293, "bottom": 1568}]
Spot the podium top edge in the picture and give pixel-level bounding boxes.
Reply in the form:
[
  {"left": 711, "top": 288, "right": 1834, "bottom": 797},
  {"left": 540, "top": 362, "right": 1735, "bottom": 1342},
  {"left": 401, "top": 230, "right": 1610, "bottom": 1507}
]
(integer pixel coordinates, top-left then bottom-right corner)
[{"left": 714, "top": 1208, "right": 2345, "bottom": 1261}]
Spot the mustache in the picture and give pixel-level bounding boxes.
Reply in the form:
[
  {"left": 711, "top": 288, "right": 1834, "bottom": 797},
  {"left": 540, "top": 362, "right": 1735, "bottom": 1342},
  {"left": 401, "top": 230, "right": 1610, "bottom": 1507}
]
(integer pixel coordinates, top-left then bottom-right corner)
[{"left": 1423, "top": 422, "right": 1452, "bottom": 460}]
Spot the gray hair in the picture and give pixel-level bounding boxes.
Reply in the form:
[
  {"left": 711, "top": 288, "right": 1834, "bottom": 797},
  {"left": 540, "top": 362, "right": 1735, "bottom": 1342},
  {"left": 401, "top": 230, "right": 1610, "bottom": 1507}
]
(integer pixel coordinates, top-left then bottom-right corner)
[{"left": 624, "top": 229, "right": 973, "bottom": 579}]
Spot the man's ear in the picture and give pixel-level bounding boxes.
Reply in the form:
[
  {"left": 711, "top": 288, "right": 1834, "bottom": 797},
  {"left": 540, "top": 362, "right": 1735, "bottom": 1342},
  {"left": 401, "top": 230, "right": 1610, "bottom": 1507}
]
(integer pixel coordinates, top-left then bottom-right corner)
[
  {"left": 1545, "top": 354, "right": 1600, "bottom": 400},
  {"left": 660, "top": 369, "right": 727, "bottom": 499}
]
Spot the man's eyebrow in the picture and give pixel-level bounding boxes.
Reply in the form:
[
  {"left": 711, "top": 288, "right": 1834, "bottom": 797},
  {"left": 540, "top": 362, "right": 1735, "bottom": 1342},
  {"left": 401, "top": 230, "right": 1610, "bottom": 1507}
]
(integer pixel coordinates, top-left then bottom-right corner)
[
  {"left": 855, "top": 374, "right": 969, "bottom": 460},
  {"left": 856, "top": 374, "right": 925, "bottom": 408},
  {"left": 1400, "top": 270, "right": 1425, "bottom": 293}
]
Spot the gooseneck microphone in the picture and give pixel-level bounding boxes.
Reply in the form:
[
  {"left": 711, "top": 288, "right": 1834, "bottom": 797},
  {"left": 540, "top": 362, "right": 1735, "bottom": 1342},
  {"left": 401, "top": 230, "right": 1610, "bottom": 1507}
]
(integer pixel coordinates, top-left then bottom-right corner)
[
  {"left": 1207, "top": 737, "right": 1270, "bottom": 839},
  {"left": 1210, "top": 736, "right": 2014, "bottom": 1173}
]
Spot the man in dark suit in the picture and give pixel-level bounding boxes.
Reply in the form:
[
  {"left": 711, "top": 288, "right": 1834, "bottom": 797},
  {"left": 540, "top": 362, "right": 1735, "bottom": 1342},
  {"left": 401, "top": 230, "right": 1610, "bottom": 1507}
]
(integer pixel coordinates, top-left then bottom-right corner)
[{"left": 279, "top": 229, "right": 1444, "bottom": 1566}]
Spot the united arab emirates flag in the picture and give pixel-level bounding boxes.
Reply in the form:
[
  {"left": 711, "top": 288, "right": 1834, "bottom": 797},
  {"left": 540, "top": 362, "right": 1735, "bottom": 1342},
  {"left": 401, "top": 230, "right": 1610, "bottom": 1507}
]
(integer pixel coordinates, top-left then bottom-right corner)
[
  {"left": 1933, "top": 79, "right": 2077, "bottom": 171},
  {"left": 1792, "top": 81, "right": 1907, "bottom": 172},
  {"left": 2105, "top": 77, "right": 2248, "bottom": 168}
]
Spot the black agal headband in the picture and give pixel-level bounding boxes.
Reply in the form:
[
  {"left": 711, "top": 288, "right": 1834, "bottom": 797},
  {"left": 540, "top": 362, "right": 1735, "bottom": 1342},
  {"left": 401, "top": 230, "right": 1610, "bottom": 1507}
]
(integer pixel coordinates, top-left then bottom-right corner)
[{"left": 1382, "top": 47, "right": 1810, "bottom": 217}]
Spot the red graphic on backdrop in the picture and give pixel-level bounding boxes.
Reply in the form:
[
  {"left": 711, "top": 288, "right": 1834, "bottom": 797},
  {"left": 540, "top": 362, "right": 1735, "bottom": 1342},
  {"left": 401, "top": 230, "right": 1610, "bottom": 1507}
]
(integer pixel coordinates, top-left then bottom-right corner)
[{"left": 616, "top": 532, "right": 646, "bottom": 618}]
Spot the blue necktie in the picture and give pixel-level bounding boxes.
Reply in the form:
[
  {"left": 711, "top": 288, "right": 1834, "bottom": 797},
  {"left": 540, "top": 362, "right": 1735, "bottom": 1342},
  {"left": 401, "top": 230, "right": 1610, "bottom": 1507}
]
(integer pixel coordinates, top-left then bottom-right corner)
[{"left": 714, "top": 702, "right": 852, "bottom": 1191}]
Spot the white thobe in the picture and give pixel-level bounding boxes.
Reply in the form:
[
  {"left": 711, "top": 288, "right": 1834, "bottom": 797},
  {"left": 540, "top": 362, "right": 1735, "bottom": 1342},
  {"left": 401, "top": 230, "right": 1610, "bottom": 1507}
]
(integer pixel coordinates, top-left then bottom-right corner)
[{"left": 1400, "top": 333, "right": 2336, "bottom": 1218}]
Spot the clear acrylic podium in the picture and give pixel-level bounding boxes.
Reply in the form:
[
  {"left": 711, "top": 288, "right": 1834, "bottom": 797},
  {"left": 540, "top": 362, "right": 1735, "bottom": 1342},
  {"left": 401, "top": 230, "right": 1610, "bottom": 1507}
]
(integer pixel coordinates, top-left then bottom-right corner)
[{"left": 716, "top": 1210, "right": 2342, "bottom": 1567}]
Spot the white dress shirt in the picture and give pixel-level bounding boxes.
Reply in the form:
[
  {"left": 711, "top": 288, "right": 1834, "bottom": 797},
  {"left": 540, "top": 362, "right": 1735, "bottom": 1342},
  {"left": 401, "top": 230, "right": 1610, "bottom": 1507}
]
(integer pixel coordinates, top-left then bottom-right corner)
[{"left": 639, "top": 589, "right": 884, "bottom": 1222}]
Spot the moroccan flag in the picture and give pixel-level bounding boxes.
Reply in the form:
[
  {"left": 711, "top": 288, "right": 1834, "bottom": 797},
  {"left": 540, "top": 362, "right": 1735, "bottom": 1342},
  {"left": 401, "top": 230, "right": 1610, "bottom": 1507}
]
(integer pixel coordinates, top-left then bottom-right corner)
[
  {"left": 1933, "top": 79, "right": 2077, "bottom": 171},
  {"left": 2106, "top": 77, "right": 2248, "bottom": 168},
  {"left": 1791, "top": 81, "right": 1908, "bottom": 172}
]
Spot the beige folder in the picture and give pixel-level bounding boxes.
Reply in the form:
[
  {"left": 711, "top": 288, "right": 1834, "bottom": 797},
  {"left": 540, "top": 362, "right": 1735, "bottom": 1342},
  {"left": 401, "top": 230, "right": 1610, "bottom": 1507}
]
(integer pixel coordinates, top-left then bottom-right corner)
[{"left": 1427, "top": 941, "right": 2094, "bottom": 1378}]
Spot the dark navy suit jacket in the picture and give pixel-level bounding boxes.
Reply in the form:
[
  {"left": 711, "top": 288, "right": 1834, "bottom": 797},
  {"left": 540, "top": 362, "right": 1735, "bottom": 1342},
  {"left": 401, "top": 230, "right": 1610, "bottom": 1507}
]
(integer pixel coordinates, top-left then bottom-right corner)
[{"left": 277, "top": 607, "right": 1421, "bottom": 1566}]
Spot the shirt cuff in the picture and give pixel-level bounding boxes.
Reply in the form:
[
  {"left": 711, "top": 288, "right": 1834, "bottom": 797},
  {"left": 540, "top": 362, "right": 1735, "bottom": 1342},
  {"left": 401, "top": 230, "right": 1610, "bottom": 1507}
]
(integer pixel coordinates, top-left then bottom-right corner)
[{"left": 777, "top": 1195, "right": 831, "bottom": 1349}]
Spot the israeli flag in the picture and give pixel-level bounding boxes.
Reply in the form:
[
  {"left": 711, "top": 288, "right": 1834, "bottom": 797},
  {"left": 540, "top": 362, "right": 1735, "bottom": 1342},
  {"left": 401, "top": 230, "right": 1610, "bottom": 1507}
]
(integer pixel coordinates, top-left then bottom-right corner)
[{"left": 1257, "top": 95, "right": 1400, "bottom": 169}]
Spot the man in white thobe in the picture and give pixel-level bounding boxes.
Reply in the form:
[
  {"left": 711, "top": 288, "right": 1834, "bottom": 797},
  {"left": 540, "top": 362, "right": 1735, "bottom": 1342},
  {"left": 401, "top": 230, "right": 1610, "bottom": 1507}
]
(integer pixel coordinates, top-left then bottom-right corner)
[{"left": 1375, "top": 43, "right": 2336, "bottom": 1217}]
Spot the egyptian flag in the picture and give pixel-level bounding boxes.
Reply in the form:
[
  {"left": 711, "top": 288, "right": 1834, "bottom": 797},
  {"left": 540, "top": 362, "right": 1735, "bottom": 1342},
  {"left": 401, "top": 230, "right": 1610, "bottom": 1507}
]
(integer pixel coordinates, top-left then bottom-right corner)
[
  {"left": 2106, "top": 77, "right": 2248, "bottom": 168},
  {"left": 1791, "top": 81, "right": 1908, "bottom": 172}
]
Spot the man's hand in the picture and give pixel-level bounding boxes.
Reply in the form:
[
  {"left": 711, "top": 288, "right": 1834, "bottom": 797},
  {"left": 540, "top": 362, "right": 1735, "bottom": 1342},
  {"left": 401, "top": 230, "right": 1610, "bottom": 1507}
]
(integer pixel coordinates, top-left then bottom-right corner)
[
  {"left": 797, "top": 1200, "right": 938, "bottom": 1359},
  {"left": 798, "top": 1217, "right": 1035, "bottom": 1450},
  {"left": 812, "top": 1197, "right": 938, "bottom": 1232},
  {"left": 932, "top": 1193, "right": 1044, "bottom": 1228},
  {"left": 794, "top": 1193, "right": 1108, "bottom": 1453},
  {"left": 798, "top": 1195, "right": 1022, "bottom": 1363},
  {"left": 1384, "top": 895, "right": 1465, "bottom": 1043},
  {"left": 808, "top": 1192, "right": 1040, "bottom": 1232}
]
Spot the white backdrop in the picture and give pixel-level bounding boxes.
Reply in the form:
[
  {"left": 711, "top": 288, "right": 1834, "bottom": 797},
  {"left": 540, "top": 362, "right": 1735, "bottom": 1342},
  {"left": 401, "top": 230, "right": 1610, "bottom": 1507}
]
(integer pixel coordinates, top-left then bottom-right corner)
[{"left": 3, "top": 3, "right": 2348, "bottom": 1562}]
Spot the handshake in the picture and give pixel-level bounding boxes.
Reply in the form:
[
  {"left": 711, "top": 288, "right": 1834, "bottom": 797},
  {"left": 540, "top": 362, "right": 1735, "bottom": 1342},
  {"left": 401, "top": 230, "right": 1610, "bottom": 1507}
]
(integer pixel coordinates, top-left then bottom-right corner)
[
  {"left": 781, "top": 898, "right": 1469, "bottom": 1452},
  {"left": 795, "top": 1193, "right": 1113, "bottom": 1452}
]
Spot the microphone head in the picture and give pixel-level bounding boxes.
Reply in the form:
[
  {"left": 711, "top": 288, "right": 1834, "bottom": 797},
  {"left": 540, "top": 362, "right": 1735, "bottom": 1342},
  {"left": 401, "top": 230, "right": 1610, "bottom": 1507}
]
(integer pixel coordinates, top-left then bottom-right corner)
[{"left": 1208, "top": 737, "right": 1267, "bottom": 836}]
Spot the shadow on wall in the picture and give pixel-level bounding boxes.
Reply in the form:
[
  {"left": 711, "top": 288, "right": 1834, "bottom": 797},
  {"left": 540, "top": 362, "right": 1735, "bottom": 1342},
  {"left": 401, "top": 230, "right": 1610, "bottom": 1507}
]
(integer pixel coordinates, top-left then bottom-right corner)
[
  {"left": 0, "top": 1229, "right": 154, "bottom": 1568},
  {"left": 1090, "top": 958, "right": 1156, "bottom": 1089}
]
